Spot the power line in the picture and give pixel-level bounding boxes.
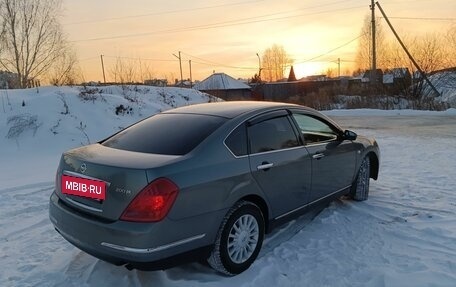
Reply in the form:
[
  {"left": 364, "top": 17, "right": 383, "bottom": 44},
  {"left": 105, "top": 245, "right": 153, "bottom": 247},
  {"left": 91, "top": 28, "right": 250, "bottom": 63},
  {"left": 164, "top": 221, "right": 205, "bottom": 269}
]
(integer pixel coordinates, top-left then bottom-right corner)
[
  {"left": 78, "top": 42, "right": 359, "bottom": 79},
  {"left": 79, "top": 56, "right": 100, "bottom": 62},
  {"left": 294, "top": 33, "right": 366, "bottom": 64},
  {"left": 102, "top": 55, "right": 177, "bottom": 62},
  {"left": 71, "top": 5, "right": 365, "bottom": 43},
  {"left": 192, "top": 60, "right": 258, "bottom": 72},
  {"left": 65, "top": 0, "right": 356, "bottom": 26},
  {"left": 184, "top": 33, "right": 363, "bottom": 72},
  {"left": 383, "top": 16, "right": 456, "bottom": 21},
  {"left": 182, "top": 53, "right": 257, "bottom": 70},
  {"left": 63, "top": 0, "right": 265, "bottom": 26},
  {"left": 78, "top": 34, "right": 363, "bottom": 76}
]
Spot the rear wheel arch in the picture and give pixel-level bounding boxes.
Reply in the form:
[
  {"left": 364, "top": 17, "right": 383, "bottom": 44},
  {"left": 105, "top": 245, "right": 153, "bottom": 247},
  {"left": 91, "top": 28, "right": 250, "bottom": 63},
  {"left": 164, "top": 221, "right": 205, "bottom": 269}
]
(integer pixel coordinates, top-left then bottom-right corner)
[{"left": 239, "top": 194, "right": 270, "bottom": 233}]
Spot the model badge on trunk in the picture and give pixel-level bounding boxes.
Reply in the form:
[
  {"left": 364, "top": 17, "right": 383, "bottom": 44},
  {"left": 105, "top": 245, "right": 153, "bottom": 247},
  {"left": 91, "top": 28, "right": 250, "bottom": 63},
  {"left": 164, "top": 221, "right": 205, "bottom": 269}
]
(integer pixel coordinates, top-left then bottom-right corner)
[{"left": 115, "top": 187, "right": 132, "bottom": 196}]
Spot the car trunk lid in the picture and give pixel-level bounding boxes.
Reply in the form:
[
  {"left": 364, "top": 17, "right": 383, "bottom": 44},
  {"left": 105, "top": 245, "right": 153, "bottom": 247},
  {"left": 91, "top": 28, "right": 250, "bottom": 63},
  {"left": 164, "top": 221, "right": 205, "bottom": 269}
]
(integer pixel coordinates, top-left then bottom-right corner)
[{"left": 55, "top": 144, "right": 180, "bottom": 221}]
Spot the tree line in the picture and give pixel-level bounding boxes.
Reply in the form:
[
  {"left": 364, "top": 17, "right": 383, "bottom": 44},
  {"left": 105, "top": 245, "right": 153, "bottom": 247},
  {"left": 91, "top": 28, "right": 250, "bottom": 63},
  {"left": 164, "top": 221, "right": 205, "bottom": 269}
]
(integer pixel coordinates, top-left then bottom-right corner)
[{"left": 355, "top": 16, "right": 456, "bottom": 75}]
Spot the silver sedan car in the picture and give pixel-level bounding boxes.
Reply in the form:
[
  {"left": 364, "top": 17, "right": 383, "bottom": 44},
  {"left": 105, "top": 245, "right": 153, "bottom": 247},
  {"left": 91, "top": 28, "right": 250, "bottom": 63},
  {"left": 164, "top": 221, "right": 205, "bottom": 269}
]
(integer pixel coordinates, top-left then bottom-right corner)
[{"left": 49, "top": 101, "right": 379, "bottom": 275}]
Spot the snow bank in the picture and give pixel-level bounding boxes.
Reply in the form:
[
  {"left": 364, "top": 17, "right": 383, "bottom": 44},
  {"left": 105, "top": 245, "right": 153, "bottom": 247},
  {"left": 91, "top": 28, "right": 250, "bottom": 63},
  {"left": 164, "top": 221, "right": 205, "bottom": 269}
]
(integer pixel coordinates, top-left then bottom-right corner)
[
  {"left": 429, "top": 70, "right": 456, "bottom": 107},
  {"left": 0, "top": 85, "right": 216, "bottom": 188}
]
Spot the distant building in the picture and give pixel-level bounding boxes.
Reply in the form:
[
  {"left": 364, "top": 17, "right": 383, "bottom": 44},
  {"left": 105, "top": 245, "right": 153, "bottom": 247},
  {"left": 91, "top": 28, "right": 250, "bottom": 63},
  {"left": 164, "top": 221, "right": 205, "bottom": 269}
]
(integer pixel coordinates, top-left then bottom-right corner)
[
  {"left": 193, "top": 73, "right": 252, "bottom": 100},
  {"left": 361, "top": 69, "right": 383, "bottom": 84},
  {"left": 382, "top": 68, "right": 412, "bottom": 95},
  {"left": 144, "top": 79, "right": 168, "bottom": 87},
  {"left": 383, "top": 68, "right": 411, "bottom": 85},
  {"left": 174, "top": 79, "right": 192, "bottom": 88},
  {"left": 305, "top": 74, "right": 327, "bottom": 82}
]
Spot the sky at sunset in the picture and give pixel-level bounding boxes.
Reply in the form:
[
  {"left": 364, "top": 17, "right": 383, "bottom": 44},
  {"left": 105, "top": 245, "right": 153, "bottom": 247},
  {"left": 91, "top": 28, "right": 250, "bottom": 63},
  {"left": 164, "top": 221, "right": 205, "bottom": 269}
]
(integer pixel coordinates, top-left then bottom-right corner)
[{"left": 62, "top": 0, "right": 455, "bottom": 83}]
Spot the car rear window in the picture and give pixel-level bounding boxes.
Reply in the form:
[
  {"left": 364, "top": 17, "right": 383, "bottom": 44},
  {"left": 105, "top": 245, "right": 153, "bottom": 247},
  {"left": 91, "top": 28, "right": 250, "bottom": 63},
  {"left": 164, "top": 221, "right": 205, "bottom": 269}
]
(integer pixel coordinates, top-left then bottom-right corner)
[{"left": 102, "top": 113, "right": 227, "bottom": 155}]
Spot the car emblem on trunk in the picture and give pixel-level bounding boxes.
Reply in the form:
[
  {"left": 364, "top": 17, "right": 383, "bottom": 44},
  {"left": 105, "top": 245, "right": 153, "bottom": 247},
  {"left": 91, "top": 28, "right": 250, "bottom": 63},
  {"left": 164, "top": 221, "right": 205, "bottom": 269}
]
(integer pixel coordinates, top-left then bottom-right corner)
[{"left": 80, "top": 163, "right": 87, "bottom": 174}]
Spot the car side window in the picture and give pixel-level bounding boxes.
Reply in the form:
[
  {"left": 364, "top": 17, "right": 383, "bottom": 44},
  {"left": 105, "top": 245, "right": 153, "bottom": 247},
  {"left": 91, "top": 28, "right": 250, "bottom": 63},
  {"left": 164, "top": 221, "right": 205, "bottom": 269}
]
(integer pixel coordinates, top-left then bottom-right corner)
[
  {"left": 225, "top": 124, "right": 247, "bottom": 156},
  {"left": 248, "top": 116, "right": 299, "bottom": 154},
  {"left": 292, "top": 113, "right": 338, "bottom": 144}
]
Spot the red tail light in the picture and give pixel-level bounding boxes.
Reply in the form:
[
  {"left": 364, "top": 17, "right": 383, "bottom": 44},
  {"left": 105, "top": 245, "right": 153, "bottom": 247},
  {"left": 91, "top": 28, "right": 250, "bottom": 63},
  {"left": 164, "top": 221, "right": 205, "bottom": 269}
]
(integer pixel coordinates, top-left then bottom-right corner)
[{"left": 120, "top": 178, "right": 179, "bottom": 222}]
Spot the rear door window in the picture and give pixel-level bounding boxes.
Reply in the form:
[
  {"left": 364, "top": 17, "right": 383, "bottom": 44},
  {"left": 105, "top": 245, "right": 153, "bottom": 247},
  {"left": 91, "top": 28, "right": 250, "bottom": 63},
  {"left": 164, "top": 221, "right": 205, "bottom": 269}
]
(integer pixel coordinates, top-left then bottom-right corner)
[{"left": 102, "top": 113, "right": 226, "bottom": 155}]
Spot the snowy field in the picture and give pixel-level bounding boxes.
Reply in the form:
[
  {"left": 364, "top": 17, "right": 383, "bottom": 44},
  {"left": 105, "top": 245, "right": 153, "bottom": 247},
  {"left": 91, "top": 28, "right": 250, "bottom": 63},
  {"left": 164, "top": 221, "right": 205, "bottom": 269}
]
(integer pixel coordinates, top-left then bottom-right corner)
[{"left": 1, "top": 87, "right": 456, "bottom": 287}]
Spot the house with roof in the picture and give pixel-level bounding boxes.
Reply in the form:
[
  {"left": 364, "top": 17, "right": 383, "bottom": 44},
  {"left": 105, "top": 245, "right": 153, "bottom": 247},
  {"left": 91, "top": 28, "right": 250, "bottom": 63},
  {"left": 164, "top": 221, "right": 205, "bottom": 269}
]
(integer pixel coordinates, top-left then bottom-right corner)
[
  {"left": 193, "top": 73, "right": 252, "bottom": 100},
  {"left": 144, "top": 78, "right": 168, "bottom": 87},
  {"left": 360, "top": 69, "right": 383, "bottom": 84},
  {"left": 383, "top": 68, "right": 411, "bottom": 85},
  {"left": 383, "top": 68, "right": 412, "bottom": 95}
]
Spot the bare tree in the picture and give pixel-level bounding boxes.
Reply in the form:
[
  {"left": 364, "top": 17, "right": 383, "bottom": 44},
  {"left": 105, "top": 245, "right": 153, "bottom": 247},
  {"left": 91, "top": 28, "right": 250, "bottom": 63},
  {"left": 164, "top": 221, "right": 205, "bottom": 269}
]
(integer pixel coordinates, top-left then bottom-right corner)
[
  {"left": 377, "top": 31, "right": 448, "bottom": 101},
  {"left": 409, "top": 34, "right": 446, "bottom": 72},
  {"left": 163, "top": 72, "right": 177, "bottom": 86},
  {"left": 355, "top": 15, "right": 389, "bottom": 71},
  {"left": 324, "top": 67, "right": 336, "bottom": 78},
  {"left": 139, "top": 60, "right": 155, "bottom": 83},
  {"left": 444, "top": 25, "right": 456, "bottom": 68},
  {"left": 0, "top": 0, "right": 70, "bottom": 88},
  {"left": 407, "top": 34, "right": 447, "bottom": 100},
  {"left": 110, "top": 57, "right": 138, "bottom": 84},
  {"left": 48, "top": 47, "right": 81, "bottom": 86},
  {"left": 261, "top": 44, "right": 292, "bottom": 82}
]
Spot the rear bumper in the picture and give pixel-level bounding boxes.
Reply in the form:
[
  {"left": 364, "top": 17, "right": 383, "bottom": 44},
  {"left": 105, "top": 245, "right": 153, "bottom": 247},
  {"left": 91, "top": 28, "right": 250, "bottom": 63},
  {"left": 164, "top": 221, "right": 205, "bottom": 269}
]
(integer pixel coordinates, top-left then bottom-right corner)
[{"left": 49, "top": 191, "right": 224, "bottom": 269}]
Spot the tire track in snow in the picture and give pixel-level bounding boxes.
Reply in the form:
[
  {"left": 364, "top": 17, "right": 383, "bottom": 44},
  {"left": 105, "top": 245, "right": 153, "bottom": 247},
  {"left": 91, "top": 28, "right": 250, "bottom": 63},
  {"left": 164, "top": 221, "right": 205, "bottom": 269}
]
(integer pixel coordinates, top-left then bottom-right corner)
[
  {"left": 0, "top": 181, "right": 73, "bottom": 287},
  {"left": 0, "top": 181, "right": 53, "bottom": 193}
]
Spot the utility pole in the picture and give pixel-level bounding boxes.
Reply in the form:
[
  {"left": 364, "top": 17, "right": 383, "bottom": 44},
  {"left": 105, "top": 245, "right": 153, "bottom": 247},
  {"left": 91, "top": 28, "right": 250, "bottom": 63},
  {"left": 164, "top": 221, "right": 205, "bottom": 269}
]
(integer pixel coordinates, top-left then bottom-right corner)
[
  {"left": 337, "top": 58, "right": 341, "bottom": 78},
  {"left": 100, "top": 55, "right": 106, "bottom": 84},
  {"left": 256, "top": 53, "right": 262, "bottom": 80},
  {"left": 255, "top": 53, "right": 264, "bottom": 101},
  {"left": 189, "top": 60, "right": 193, "bottom": 88},
  {"left": 173, "top": 51, "right": 183, "bottom": 86},
  {"left": 370, "top": 0, "right": 377, "bottom": 85}
]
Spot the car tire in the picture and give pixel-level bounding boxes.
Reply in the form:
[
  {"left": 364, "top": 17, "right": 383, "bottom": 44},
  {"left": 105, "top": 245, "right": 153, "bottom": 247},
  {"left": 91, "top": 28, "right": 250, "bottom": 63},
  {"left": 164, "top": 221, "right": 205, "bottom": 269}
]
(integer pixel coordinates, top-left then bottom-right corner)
[
  {"left": 207, "top": 200, "right": 265, "bottom": 276},
  {"left": 350, "top": 156, "right": 370, "bottom": 201}
]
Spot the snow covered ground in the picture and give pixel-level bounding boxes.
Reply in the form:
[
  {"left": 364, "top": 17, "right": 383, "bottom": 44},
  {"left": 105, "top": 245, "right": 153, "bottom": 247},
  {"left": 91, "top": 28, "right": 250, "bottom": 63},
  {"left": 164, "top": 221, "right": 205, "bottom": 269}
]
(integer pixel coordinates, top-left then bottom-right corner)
[{"left": 1, "top": 87, "right": 455, "bottom": 287}]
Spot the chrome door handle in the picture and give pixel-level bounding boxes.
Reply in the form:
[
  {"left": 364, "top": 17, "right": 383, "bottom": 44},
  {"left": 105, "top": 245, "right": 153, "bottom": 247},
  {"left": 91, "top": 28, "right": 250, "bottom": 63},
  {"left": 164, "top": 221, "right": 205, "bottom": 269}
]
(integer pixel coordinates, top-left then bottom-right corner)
[
  {"left": 312, "top": 153, "right": 325, "bottom": 159},
  {"left": 257, "top": 163, "right": 274, "bottom": 170}
]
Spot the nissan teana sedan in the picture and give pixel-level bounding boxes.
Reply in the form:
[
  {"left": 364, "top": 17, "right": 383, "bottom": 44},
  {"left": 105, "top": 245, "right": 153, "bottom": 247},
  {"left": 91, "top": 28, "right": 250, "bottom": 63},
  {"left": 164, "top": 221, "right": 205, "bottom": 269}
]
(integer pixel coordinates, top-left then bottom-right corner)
[{"left": 49, "top": 101, "right": 379, "bottom": 275}]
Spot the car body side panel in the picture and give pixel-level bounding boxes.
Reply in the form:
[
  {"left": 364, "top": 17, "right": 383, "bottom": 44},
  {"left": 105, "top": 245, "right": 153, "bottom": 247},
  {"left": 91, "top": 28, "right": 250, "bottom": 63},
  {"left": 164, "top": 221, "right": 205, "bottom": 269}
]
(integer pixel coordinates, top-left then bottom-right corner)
[
  {"left": 305, "top": 140, "right": 357, "bottom": 202},
  {"left": 249, "top": 147, "right": 312, "bottom": 218},
  {"left": 149, "top": 148, "right": 269, "bottom": 221}
]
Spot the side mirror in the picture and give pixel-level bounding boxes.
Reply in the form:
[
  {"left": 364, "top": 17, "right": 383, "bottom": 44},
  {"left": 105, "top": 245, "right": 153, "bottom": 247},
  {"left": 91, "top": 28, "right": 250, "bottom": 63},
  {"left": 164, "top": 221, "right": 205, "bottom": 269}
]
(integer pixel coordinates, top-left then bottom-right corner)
[{"left": 343, "top": 130, "right": 357, "bottom": 141}]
